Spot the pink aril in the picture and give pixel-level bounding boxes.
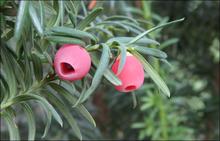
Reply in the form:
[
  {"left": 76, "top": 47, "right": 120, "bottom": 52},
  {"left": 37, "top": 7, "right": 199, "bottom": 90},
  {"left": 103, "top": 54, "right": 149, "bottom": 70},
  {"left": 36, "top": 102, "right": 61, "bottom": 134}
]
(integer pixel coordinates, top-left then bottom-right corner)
[
  {"left": 111, "top": 53, "right": 145, "bottom": 92},
  {"left": 54, "top": 44, "right": 91, "bottom": 81}
]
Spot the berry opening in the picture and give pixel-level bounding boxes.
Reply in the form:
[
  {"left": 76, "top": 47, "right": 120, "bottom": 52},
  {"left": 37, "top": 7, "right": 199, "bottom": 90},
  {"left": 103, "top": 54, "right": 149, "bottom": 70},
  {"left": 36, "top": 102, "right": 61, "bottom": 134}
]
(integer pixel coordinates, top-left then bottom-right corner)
[
  {"left": 125, "top": 85, "right": 136, "bottom": 91},
  {"left": 61, "top": 63, "right": 75, "bottom": 74}
]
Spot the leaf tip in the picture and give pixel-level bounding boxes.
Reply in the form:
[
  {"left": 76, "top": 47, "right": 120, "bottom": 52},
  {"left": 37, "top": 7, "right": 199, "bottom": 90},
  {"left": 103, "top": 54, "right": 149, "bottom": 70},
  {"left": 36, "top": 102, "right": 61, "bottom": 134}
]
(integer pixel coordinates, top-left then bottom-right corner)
[
  {"left": 181, "top": 17, "right": 185, "bottom": 21},
  {"left": 167, "top": 91, "right": 171, "bottom": 98},
  {"left": 59, "top": 120, "right": 63, "bottom": 127},
  {"left": 80, "top": 136, "right": 83, "bottom": 141}
]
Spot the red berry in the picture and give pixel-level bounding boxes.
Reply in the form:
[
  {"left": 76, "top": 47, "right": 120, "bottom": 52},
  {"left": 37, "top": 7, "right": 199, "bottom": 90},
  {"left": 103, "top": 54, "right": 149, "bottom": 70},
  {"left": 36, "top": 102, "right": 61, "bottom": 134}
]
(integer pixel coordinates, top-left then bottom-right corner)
[
  {"left": 112, "top": 53, "right": 145, "bottom": 92},
  {"left": 54, "top": 44, "right": 91, "bottom": 81}
]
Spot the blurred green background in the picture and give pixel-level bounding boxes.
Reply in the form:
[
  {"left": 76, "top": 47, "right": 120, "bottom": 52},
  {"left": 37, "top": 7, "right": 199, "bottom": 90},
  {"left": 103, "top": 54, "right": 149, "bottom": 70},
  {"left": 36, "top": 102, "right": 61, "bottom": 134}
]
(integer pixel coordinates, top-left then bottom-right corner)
[
  {"left": 1, "top": 0, "right": 219, "bottom": 140},
  {"left": 95, "top": 1, "right": 219, "bottom": 140}
]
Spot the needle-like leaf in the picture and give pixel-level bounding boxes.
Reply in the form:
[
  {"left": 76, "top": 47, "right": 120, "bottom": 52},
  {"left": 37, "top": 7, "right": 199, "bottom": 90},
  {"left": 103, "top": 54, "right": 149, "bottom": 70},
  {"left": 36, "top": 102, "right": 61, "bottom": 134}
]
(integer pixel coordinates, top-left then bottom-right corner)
[
  {"left": 131, "top": 50, "right": 170, "bottom": 97},
  {"left": 128, "top": 18, "right": 184, "bottom": 45},
  {"left": 77, "top": 7, "right": 103, "bottom": 30},
  {"left": 29, "top": 2, "right": 44, "bottom": 35},
  {"left": 21, "top": 103, "right": 36, "bottom": 140},
  {"left": 14, "top": 1, "right": 30, "bottom": 41}
]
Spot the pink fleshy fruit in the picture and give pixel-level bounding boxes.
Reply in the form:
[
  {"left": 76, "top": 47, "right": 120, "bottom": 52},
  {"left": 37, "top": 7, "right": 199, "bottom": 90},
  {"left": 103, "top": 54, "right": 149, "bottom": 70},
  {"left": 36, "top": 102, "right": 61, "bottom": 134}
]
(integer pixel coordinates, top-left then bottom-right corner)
[
  {"left": 54, "top": 44, "right": 91, "bottom": 81},
  {"left": 111, "top": 53, "right": 145, "bottom": 92}
]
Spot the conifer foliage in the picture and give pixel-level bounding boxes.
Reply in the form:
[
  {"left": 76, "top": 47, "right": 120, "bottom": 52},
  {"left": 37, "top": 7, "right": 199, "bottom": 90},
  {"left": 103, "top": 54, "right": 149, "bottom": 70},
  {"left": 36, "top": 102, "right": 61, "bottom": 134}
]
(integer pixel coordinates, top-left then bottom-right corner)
[{"left": 0, "top": 1, "right": 183, "bottom": 140}]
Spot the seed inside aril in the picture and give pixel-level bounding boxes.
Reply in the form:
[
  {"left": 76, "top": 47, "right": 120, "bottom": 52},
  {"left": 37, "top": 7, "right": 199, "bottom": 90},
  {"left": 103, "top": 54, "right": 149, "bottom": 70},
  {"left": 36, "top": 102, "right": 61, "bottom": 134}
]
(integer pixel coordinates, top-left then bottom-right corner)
[
  {"left": 125, "top": 85, "right": 136, "bottom": 91},
  {"left": 61, "top": 63, "right": 75, "bottom": 74}
]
